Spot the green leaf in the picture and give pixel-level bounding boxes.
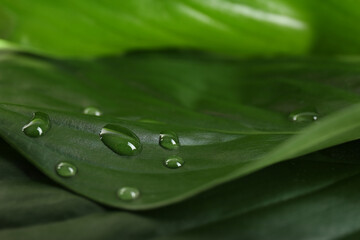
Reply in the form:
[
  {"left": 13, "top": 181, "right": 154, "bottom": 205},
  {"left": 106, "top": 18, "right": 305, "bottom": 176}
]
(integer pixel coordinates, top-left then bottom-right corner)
[
  {"left": 2, "top": 0, "right": 360, "bottom": 58},
  {"left": 152, "top": 141, "right": 360, "bottom": 240},
  {"left": 0, "top": 139, "right": 104, "bottom": 230},
  {"left": 293, "top": 0, "right": 360, "bottom": 55},
  {"left": 0, "top": 52, "right": 359, "bottom": 210},
  {"left": 0, "top": 0, "right": 311, "bottom": 58},
  {"left": 2, "top": 137, "right": 360, "bottom": 239}
]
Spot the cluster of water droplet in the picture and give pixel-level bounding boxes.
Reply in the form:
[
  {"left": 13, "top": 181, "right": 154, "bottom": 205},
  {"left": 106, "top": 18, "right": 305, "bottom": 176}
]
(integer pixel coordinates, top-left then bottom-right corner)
[
  {"left": 159, "top": 131, "right": 183, "bottom": 168},
  {"left": 22, "top": 107, "right": 185, "bottom": 202},
  {"left": 22, "top": 107, "right": 318, "bottom": 202}
]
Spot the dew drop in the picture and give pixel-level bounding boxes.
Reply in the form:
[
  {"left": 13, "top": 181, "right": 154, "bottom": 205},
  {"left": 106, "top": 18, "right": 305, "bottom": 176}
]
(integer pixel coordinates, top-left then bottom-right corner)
[
  {"left": 100, "top": 124, "right": 142, "bottom": 156},
  {"left": 22, "top": 112, "right": 50, "bottom": 138},
  {"left": 117, "top": 187, "right": 140, "bottom": 201},
  {"left": 290, "top": 112, "right": 318, "bottom": 122},
  {"left": 83, "top": 107, "right": 102, "bottom": 116},
  {"left": 159, "top": 131, "right": 180, "bottom": 150},
  {"left": 56, "top": 162, "right": 77, "bottom": 178},
  {"left": 164, "top": 156, "right": 184, "bottom": 169}
]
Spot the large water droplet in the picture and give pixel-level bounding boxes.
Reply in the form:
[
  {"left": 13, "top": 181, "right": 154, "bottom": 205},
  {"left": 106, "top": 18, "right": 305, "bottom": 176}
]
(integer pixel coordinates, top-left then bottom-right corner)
[
  {"left": 159, "top": 131, "right": 180, "bottom": 150},
  {"left": 164, "top": 156, "right": 184, "bottom": 169},
  {"left": 22, "top": 112, "right": 50, "bottom": 137},
  {"left": 56, "top": 162, "right": 77, "bottom": 178},
  {"left": 290, "top": 112, "right": 318, "bottom": 122},
  {"left": 83, "top": 107, "right": 102, "bottom": 116},
  {"left": 100, "top": 124, "right": 142, "bottom": 156},
  {"left": 117, "top": 187, "right": 140, "bottom": 201}
]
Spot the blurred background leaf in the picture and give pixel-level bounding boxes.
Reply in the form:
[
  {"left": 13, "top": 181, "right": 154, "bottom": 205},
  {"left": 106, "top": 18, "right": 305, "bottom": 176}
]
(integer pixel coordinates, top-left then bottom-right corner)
[
  {"left": 1, "top": 137, "right": 360, "bottom": 239},
  {"left": 0, "top": 0, "right": 312, "bottom": 58},
  {"left": 1, "top": 0, "right": 360, "bottom": 58}
]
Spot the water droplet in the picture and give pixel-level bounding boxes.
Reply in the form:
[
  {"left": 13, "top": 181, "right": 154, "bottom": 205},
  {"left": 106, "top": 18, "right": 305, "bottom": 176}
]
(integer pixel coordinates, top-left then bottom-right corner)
[
  {"left": 56, "top": 162, "right": 77, "bottom": 177},
  {"left": 117, "top": 187, "right": 140, "bottom": 201},
  {"left": 22, "top": 112, "right": 50, "bottom": 137},
  {"left": 290, "top": 112, "right": 318, "bottom": 122},
  {"left": 159, "top": 131, "right": 180, "bottom": 150},
  {"left": 100, "top": 124, "right": 142, "bottom": 156},
  {"left": 83, "top": 107, "right": 102, "bottom": 116},
  {"left": 164, "top": 156, "right": 184, "bottom": 169}
]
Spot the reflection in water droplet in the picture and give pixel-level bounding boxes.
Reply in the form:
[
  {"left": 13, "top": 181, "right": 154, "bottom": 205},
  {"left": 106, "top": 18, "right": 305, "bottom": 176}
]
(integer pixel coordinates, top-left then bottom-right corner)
[
  {"left": 100, "top": 124, "right": 142, "bottom": 156},
  {"left": 164, "top": 156, "right": 184, "bottom": 169},
  {"left": 22, "top": 112, "right": 50, "bottom": 137},
  {"left": 290, "top": 112, "right": 318, "bottom": 122},
  {"left": 159, "top": 131, "right": 180, "bottom": 150},
  {"left": 83, "top": 107, "right": 102, "bottom": 116},
  {"left": 117, "top": 187, "right": 140, "bottom": 201},
  {"left": 56, "top": 162, "right": 77, "bottom": 177}
]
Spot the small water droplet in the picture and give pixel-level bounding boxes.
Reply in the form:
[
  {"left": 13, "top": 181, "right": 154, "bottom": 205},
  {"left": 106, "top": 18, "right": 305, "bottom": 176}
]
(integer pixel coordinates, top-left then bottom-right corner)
[
  {"left": 290, "top": 112, "right": 318, "bottom": 122},
  {"left": 56, "top": 162, "right": 77, "bottom": 177},
  {"left": 22, "top": 112, "right": 50, "bottom": 137},
  {"left": 100, "top": 124, "right": 142, "bottom": 156},
  {"left": 83, "top": 107, "right": 102, "bottom": 116},
  {"left": 159, "top": 131, "right": 180, "bottom": 150},
  {"left": 117, "top": 187, "right": 140, "bottom": 201},
  {"left": 164, "top": 156, "right": 184, "bottom": 169}
]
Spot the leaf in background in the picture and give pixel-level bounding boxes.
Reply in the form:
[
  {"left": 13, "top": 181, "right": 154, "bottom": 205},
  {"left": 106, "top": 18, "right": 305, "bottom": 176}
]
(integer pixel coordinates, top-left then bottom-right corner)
[
  {"left": 151, "top": 141, "right": 360, "bottom": 240},
  {"left": 2, "top": 137, "right": 360, "bottom": 240},
  {"left": 2, "top": 0, "right": 360, "bottom": 58},
  {"left": 0, "top": 51, "right": 359, "bottom": 209},
  {"left": 292, "top": 0, "right": 360, "bottom": 55},
  {"left": 0, "top": 139, "right": 104, "bottom": 230},
  {"left": 0, "top": 0, "right": 311, "bottom": 58}
]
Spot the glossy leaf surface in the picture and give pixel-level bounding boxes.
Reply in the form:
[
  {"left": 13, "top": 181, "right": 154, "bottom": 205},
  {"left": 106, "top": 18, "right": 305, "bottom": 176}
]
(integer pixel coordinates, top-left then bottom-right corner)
[{"left": 0, "top": 52, "right": 359, "bottom": 209}]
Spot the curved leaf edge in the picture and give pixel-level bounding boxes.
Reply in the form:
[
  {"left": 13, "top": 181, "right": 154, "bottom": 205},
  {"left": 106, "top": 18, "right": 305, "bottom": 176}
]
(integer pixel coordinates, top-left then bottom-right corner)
[{"left": 0, "top": 102, "right": 359, "bottom": 210}]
